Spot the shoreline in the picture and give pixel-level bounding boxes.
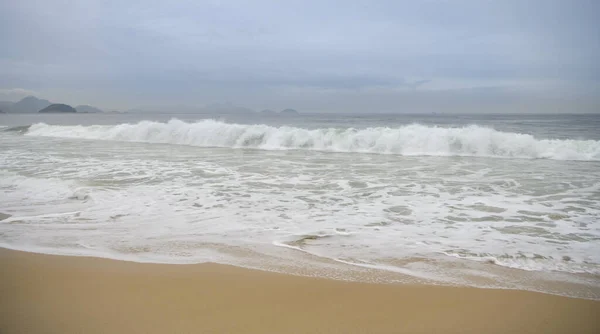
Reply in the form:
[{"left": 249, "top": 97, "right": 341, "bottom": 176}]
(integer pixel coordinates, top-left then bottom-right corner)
[
  {"left": 1, "top": 248, "right": 599, "bottom": 333},
  {"left": 3, "top": 243, "right": 599, "bottom": 300}
]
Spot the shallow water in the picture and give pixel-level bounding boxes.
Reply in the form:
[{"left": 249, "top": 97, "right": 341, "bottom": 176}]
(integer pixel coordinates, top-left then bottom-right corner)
[{"left": 1, "top": 112, "right": 599, "bottom": 299}]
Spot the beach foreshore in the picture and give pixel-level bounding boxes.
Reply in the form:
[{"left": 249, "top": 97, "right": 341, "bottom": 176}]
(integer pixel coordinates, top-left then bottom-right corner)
[{"left": 1, "top": 248, "right": 599, "bottom": 333}]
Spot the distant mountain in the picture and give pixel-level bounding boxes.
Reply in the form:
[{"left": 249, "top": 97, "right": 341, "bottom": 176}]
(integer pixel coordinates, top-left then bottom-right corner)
[
  {"left": 260, "top": 109, "right": 277, "bottom": 114},
  {"left": 75, "top": 105, "right": 103, "bottom": 113},
  {"left": 39, "top": 104, "right": 77, "bottom": 113},
  {"left": 10, "top": 96, "right": 51, "bottom": 113},
  {"left": 280, "top": 108, "right": 299, "bottom": 114}
]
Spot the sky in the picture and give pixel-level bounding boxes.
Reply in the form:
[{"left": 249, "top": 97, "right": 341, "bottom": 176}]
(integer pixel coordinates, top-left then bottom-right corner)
[{"left": 1, "top": 0, "right": 599, "bottom": 113}]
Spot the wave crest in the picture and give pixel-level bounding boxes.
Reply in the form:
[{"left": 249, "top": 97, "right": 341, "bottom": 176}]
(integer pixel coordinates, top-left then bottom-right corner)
[{"left": 25, "top": 119, "right": 600, "bottom": 161}]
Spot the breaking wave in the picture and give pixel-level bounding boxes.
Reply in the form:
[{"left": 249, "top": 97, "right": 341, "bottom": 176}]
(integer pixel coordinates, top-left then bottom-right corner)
[{"left": 24, "top": 119, "right": 600, "bottom": 161}]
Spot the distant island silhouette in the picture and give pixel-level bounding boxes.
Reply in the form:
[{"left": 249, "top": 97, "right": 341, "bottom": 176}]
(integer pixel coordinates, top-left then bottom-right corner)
[
  {"left": 0, "top": 96, "right": 104, "bottom": 113},
  {"left": 39, "top": 104, "right": 77, "bottom": 113}
]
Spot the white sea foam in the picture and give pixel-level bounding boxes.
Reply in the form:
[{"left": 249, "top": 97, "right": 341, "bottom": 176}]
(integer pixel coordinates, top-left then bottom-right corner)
[{"left": 24, "top": 119, "right": 600, "bottom": 161}]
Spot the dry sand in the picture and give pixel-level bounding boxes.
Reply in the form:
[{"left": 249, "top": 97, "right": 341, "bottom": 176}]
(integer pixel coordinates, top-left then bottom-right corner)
[{"left": 1, "top": 248, "right": 599, "bottom": 333}]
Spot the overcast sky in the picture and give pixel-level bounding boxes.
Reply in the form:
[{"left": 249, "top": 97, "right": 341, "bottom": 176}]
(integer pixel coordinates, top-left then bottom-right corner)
[{"left": 1, "top": 0, "right": 599, "bottom": 113}]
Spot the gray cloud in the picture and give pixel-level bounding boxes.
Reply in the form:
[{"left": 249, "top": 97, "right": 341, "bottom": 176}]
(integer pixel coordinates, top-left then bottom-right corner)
[
  {"left": 0, "top": 0, "right": 598, "bottom": 112},
  {"left": 0, "top": 88, "right": 38, "bottom": 100}
]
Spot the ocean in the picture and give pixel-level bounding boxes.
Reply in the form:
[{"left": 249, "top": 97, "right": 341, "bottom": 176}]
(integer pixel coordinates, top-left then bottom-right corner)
[{"left": 1, "top": 112, "right": 599, "bottom": 299}]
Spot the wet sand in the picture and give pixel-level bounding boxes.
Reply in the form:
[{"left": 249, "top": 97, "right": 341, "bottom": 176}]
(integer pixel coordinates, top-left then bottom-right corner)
[{"left": 1, "top": 248, "right": 599, "bottom": 333}]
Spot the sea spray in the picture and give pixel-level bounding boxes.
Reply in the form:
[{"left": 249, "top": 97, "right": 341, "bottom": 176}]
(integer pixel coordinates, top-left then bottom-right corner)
[{"left": 25, "top": 119, "right": 600, "bottom": 161}]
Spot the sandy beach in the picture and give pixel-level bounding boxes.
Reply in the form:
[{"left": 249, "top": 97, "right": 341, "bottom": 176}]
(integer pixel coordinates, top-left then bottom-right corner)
[{"left": 0, "top": 248, "right": 598, "bottom": 333}]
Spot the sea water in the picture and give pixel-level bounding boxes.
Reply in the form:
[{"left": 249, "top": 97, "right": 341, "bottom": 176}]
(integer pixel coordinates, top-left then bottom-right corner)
[{"left": 1, "top": 112, "right": 599, "bottom": 299}]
